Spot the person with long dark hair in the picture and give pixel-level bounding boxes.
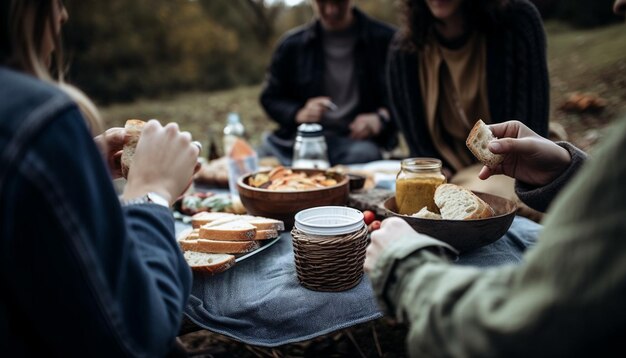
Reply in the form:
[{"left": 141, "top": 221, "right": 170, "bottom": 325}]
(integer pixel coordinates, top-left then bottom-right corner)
[
  {"left": 366, "top": 1, "right": 626, "bottom": 355},
  {"left": 1, "top": 0, "right": 199, "bottom": 355},
  {"left": 387, "top": 0, "right": 549, "bottom": 201}
]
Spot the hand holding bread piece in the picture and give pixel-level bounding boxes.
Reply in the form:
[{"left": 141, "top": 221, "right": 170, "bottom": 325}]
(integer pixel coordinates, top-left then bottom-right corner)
[
  {"left": 475, "top": 120, "right": 574, "bottom": 187},
  {"left": 466, "top": 119, "right": 504, "bottom": 168},
  {"left": 121, "top": 119, "right": 200, "bottom": 206}
]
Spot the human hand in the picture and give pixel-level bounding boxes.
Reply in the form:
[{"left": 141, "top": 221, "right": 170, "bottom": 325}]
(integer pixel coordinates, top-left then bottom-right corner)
[
  {"left": 350, "top": 113, "right": 381, "bottom": 140},
  {"left": 478, "top": 120, "right": 571, "bottom": 187},
  {"left": 94, "top": 127, "right": 125, "bottom": 179},
  {"left": 364, "top": 217, "right": 422, "bottom": 273},
  {"left": 122, "top": 120, "right": 200, "bottom": 205},
  {"left": 295, "top": 97, "right": 334, "bottom": 124}
]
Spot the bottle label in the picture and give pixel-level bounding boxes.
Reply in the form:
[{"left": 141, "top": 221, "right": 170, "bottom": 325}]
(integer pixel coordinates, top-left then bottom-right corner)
[{"left": 227, "top": 154, "right": 259, "bottom": 198}]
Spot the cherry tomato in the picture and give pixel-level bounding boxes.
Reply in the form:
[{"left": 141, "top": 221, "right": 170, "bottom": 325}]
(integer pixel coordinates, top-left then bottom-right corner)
[
  {"left": 368, "top": 220, "right": 381, "bottom": 232},
  {"left": 363, "top": 210, "right": 375, "bottom": 225}
]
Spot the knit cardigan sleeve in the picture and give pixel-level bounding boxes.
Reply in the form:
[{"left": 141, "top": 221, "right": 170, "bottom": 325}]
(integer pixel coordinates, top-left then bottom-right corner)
[{"left": 496, "top": 0, "right": 550, "bottom": 137}]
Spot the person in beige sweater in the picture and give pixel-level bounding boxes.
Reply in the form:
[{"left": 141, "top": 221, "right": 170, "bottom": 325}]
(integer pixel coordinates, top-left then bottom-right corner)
[{"left": 366, "top": 8, "right": 626, "bottom": 344}]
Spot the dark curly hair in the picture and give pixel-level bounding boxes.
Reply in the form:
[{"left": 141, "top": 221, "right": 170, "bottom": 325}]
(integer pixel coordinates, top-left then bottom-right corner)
[{"left": 399, "top": 0, "right": 510, "bottom": 51}]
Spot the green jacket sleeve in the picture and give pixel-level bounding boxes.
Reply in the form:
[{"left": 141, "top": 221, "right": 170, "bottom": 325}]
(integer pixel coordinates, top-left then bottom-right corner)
[{"left": 371, "top": 119, "right": 626, "bottom": 357}]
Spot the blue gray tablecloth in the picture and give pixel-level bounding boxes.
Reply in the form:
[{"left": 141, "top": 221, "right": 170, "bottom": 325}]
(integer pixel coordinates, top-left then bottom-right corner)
[{"left": 178, "top": 215, "right": 541, "bottom": 347}]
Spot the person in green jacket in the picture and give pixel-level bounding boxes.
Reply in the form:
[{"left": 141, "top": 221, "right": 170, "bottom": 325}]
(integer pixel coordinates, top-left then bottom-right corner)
[{"left": 365, "top": 1, "right": 626, "bottom": 350}]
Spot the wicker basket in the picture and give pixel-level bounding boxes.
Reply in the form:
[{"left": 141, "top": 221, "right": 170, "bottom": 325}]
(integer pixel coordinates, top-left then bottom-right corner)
[{"left": 291, "top": 225, "right": 369, "bottom": 292}]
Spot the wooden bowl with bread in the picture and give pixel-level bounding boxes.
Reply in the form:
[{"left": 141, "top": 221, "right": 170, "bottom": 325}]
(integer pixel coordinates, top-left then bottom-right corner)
[
  {"left": 383, "top": 186, "right": 517, "bottom": 252},
  {"left": 237, "top": 167, "right": 350, "bottom": 229}
]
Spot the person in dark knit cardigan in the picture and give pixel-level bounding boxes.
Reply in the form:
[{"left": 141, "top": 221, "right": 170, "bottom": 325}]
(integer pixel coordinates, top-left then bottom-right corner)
[{"left": 387, "top": 0, "right": 549, "bottom": 200}]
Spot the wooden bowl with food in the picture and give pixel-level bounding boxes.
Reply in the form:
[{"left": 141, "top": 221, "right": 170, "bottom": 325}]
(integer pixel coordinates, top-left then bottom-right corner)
[
  {"left": 237, "top": 167, "right": 350, "bottom": 229},
  {"left": 383, "top": 188, "right": 517, "bottom": 253}
]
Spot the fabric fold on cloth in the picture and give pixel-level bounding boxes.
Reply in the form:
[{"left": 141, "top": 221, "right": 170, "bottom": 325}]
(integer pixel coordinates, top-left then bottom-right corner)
[{"left": 179, "top": 215, "right": 541, "bottom": 347}]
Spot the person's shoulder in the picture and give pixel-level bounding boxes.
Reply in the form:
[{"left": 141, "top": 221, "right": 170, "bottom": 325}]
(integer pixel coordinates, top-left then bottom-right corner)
[
  {"left": 505, "top": 0, "right": 543, "bottom": 25},
  {"left": 275, "top": 23, "right": 313, "bottom": 49},
  {"left": 0, "top": 67, "right": 76, "bottom": 133},
  {"left": 357, "top": 8, "right": 396, "bottom": 38},
  {"left": 0, "top": 67, "right": 69, "bottom": 105}
]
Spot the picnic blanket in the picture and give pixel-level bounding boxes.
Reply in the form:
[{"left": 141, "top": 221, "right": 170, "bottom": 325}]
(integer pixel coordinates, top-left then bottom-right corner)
[{"left": 179, "top": 215, "right": 541, "bottom": 347}]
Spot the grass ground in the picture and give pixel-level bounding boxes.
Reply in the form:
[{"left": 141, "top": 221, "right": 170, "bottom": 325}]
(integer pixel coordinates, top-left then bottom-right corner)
[{"left": 100, "top": 21, "right": 626, "bottom": 357}]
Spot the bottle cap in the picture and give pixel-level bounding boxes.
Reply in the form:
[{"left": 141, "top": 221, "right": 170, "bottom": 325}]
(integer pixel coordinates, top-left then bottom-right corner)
[
  {"left": 227, "top": 112, "right": 240, "bottom": 125},
  {"left": 296, "top": 123, "right": 323, "bottom": 138}
]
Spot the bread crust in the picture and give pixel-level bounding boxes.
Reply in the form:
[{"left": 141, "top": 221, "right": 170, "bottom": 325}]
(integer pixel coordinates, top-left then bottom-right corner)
[{"left": 180, "top": 239, "right": 260, "bottom": 254}]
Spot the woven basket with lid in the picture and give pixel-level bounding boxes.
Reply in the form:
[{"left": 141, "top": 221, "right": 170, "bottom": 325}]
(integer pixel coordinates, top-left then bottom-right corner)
[{"left": 291, "top": 225, "right": 369, "bottom": 292}]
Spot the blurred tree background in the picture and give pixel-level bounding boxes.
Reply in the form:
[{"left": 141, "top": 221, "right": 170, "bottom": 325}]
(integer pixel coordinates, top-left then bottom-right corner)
[
  {"left": 63, "top": 0, "right": 622, "bottom": 104},
  {"left": 63, "top": 0, "right": 400, "bottom": 103}
]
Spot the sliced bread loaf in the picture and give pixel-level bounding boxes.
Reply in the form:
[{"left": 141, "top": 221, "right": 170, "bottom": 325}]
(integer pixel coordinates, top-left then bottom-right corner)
[
  {"left": 180, "top": 239, "right": 260, "bottom": 254},
  {"left": 183, "top": 251, "right": 235, "bottom": 274},
  {"left": 434, "top": 184, "right": 494, "bottom": 220},
  {"left": 466, "top": 119, "right": 504, "bottom": 168}
]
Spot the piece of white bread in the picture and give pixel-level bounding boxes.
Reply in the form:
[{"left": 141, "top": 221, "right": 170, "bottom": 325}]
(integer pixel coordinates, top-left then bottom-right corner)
[
  {"left": 254, "top": 229, "right": 279, "bottom": 241},
  {"left": 199, "top": 220, "right": 257, "bottom": 241},
  {"left": 466, "top": 119, "right": 504, "bottom": 168},
  {"left": 434, "top": 184, "right": 495, "bottom": 220},
  {"left": 183, "top": 251, "right": 235, "bottom": 274},
  {"left": 191, "top": 212, "right": 236, "bottom": 229},
  {"left": 192, "top": 212, "right": 285, "bottom": 232},
  {"left": 411, "top": 207, "right": 442, "bottom": 220},
  {"left": 121, "top": 119, "right": 146, "bottom": 178},
  {"left": 180, "top": 239, "right": 260, "bottom": 254}
]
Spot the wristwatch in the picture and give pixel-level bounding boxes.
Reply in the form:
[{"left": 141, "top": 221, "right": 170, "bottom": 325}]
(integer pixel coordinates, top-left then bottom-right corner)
[{"left": 121, "top": 192, "right": 170, "bottom": 208}]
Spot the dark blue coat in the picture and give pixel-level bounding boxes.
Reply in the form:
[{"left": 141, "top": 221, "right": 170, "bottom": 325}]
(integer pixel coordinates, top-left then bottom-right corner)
[{"left": 0, "top": 67, "right": 191, "bottom": 357}]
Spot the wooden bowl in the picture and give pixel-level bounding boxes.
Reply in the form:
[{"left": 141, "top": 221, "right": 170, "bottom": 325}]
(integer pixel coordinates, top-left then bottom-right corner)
[
  {"left": 237, "top": 169, "right": 350, "bottom": 229},
  {"left": 383, "top": 191, "right": 517, "bottom": 252},
  {"left": 347, "top": 174, "right": 366, "bottom": 191}
]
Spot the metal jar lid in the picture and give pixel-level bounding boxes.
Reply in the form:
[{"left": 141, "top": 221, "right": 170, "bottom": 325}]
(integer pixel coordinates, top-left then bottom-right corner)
[{"left": 296, "top": 123, "right": 324, "bottom": 137}]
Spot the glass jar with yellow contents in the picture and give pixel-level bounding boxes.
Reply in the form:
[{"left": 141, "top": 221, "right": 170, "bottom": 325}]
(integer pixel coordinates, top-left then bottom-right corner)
[{"left": 395, "top": 158, "right": 446, "bottom": 215}]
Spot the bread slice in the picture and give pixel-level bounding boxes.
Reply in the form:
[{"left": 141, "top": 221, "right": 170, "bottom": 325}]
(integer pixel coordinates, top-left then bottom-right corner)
[
  {"left": 434, "top": 184, "right": 494, "bottom": 220},
  {"left": 254, "top": 229, "right": 279, "bottom": 241},
  {"left": 199, "top": 220, "right": 257, "bottom": 241},
  {"left": 183, "top": 251, "right": 235, "bottom": 274},
  {"left": 238, "top": 215, "right": 285, "bottom": 231},
  {"left": 411, "top": 207, "right": 442, "bottom": 220},
  {"left": 191, "top": 212, "right": 236, "bottom": 229},
  {"left": 180, "top": 239, "right": 260, "bottom": 254},
  {"left": 196, "top": 213, "right": 285, "bottom": 231},
  {"left": 466, "top": 119, "right": 504, "bottom": 168},
  {"left": 121, "top": 119, "right": 146, "bottom": 178}
]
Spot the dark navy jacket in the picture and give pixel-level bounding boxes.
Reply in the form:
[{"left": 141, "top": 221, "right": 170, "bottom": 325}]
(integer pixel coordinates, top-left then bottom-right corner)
[
  {"left": 260, "top": 7, "right": 397, "bottom": 150},
  {"left": 0, "top": 67, "right": 191, "bottom": 357}
]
